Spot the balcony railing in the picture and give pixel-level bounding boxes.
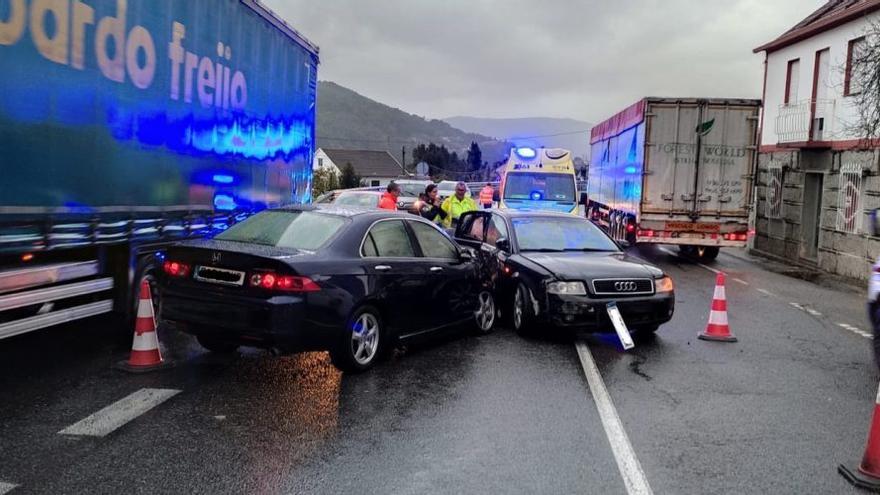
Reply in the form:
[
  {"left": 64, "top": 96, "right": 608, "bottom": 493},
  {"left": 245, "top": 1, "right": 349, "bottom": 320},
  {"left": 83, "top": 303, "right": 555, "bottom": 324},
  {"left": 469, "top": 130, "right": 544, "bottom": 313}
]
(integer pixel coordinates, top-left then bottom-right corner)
[{"left": 774, "top": 99, "right": 837, "bottom": 144}]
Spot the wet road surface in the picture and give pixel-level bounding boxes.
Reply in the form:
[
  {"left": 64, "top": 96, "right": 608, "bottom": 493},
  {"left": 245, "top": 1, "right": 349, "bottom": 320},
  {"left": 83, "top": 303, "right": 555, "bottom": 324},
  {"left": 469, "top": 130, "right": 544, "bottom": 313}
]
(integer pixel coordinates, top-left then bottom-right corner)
[{"left": 0, "top": 247, "right": 876, "bottom": 494}]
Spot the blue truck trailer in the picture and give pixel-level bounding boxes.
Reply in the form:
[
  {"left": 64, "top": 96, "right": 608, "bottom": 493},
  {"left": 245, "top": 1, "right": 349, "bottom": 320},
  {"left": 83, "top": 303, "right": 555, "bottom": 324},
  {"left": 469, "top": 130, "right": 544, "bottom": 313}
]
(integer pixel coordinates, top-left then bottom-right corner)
[{"left": 0, "top": 0, "right": 319, "bottom": 340}]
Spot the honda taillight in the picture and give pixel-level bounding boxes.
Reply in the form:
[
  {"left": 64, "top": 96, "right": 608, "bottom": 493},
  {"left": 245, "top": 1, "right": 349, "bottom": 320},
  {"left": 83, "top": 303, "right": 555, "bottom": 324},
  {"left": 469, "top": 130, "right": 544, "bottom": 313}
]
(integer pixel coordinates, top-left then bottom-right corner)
[
  {"left": 250, "top": 272, "right": 320, "bottom": 292},
  {"left": 163, "top": 261, "right": 191, "bottom": 277},
  {"left": 637, "top": 229, "right": 655, "bottom": 238}
]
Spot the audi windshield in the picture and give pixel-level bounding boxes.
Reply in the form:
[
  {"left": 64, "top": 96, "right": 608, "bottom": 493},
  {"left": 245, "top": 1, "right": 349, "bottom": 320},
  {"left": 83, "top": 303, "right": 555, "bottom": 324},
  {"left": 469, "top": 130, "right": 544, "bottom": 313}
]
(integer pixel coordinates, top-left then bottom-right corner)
[{"left": 513, "top": 216, "right": 619, "bottom": 252}]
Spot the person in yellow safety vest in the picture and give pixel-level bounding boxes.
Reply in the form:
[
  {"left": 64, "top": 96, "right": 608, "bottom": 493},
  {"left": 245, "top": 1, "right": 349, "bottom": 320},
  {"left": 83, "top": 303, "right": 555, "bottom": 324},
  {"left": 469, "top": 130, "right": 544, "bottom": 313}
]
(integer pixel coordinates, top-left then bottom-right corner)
[
  {"left": 441, "top": 181, "right": 478, "bottom": 228},
  {"left": 479, "top": 183, "right": 494, "bottom": 209}
]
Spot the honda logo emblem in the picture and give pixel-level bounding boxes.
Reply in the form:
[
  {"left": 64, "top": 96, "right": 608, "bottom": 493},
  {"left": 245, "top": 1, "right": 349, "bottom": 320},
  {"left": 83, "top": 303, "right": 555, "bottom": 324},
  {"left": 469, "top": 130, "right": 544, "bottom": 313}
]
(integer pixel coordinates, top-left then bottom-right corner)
[
  {"left": 212, "top": 252, "right": 222, "bottom": 264},
  {"left": 614, "top": 281, "right": 637, "bottom": 292}
]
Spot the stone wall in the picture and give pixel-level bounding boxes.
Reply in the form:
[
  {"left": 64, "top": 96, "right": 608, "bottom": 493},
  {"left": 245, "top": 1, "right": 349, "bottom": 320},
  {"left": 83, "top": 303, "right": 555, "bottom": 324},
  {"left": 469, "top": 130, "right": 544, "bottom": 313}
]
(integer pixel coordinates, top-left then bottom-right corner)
[{"left": 753, "top": 148, "right": 880, "bottom": 281}]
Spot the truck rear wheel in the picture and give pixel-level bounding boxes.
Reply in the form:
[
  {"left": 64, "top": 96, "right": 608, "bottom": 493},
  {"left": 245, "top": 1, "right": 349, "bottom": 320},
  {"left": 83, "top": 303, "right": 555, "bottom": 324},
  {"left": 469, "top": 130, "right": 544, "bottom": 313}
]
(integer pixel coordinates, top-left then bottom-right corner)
[
  {"left": 679, "top": 245, "right": 720, "bottom": 262},
  {"left": 697, "top": 247, "right": 720, "bottom": 262}
]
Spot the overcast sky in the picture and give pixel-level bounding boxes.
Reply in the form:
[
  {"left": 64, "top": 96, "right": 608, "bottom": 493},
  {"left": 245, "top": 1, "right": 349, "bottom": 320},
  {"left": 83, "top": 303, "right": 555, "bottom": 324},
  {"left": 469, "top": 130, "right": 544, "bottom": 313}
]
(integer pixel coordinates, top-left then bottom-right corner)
[{"left": 264, "top": 0, "right": 823, "bottom": 123}]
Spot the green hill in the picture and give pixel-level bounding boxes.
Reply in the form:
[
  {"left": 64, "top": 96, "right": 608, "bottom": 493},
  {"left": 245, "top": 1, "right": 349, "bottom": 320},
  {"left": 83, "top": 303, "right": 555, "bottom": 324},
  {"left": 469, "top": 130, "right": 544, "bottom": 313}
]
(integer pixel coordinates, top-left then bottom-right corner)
[{"left": 317, "top": 81, "right": 513, "bottom": 166}]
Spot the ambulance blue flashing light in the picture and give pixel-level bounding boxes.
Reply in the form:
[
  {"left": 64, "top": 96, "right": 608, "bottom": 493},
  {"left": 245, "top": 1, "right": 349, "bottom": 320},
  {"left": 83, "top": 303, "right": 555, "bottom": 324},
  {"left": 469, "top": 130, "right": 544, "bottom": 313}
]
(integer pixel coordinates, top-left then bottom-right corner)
[
  {"left": 214, "top": 194, "right": 237, "bottom": 211},
  {"left": 530, "top": 191, "right": 544, "bottom": 201},
  {"left": 212, "top": 174, "right": 235, "bottom": 184},
  {"left": 516, "top": 147, "right": 537, "bottom": 159}
]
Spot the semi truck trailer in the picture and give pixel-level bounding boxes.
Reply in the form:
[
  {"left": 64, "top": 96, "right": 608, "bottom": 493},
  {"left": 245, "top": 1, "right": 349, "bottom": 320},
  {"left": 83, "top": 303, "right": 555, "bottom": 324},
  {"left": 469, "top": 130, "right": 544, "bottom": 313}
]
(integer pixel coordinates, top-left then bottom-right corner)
[
  {"left": 0, "top": 0, "right": 319, "bottom": 340},
  {"left": 586, "top": 98, "right": 760, "bottom": 261}
]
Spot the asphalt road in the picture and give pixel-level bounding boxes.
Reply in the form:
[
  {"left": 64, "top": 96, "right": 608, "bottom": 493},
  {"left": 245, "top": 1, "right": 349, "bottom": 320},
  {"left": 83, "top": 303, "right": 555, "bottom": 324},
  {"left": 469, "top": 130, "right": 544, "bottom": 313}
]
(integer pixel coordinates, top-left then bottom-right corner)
[{"left": 0, "top": 247, "right": 877, "bottom": 494}]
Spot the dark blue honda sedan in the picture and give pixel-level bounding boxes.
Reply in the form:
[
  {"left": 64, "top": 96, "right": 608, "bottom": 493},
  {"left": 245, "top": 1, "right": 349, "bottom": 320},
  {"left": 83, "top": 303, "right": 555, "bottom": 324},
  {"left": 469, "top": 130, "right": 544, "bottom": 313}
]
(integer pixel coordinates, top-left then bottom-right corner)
[{"left": 160, "top": 206, "right": 496, "bottom": 372}]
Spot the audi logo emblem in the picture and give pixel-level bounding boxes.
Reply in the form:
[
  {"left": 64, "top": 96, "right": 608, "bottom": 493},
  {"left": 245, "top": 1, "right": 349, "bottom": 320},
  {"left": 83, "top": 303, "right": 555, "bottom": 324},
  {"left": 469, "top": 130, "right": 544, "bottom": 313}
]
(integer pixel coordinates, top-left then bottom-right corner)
[
  {"left": 614, "top": 281, "right": 638, "bottom": 292},
  {"left": 212, "top": 252, "right": 222, "bottom": 264}
]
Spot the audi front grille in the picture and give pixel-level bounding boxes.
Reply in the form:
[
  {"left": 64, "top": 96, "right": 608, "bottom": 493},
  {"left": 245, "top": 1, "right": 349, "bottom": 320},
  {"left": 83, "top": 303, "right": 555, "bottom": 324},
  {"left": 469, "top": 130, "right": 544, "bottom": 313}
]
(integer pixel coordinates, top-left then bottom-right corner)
[{"left": 591, "top": 278, "right": 655, "bottom": 296}]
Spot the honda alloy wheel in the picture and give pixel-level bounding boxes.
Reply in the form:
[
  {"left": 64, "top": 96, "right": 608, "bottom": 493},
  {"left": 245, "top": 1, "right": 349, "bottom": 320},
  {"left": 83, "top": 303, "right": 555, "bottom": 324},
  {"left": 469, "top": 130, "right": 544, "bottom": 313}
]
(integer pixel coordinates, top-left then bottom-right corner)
[
  {"left": 473, "top": 290, "right": 496, "bottom": 334},
  {"left": 351, "top": 312, "right": 380, "bottom": 365},
  {"left": 330, "top": 306, "right": 384, "bottom": 373}
]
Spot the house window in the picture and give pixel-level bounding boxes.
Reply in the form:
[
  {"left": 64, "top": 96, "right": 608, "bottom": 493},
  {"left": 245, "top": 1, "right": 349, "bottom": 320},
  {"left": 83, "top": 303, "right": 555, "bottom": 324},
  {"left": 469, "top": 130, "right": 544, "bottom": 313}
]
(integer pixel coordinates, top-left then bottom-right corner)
[
  {"left": 837, "top": 162, "right": 863, "bottom": 234},
  {"left": 765, "top": 165, "right": 783, "bottom": 219},
  {"left": 785, "top": 59, "right": 800, "bottom": 105},
  {"left": 318, "top": 158, "right": 324, "bottom": 168},
  {"left": 845, "top": 37, "right": 867, "bottom": 96}
]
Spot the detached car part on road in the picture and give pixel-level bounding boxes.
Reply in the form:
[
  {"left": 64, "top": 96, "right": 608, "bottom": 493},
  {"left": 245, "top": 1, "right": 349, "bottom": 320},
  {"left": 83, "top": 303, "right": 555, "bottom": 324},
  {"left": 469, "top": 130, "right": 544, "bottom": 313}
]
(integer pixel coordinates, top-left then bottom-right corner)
[
  {"left": 160, "top": 206, "right": 495, "bottom": 372},
  {"left": 454, "top": 210, "right": 674, "bottom": 335}
]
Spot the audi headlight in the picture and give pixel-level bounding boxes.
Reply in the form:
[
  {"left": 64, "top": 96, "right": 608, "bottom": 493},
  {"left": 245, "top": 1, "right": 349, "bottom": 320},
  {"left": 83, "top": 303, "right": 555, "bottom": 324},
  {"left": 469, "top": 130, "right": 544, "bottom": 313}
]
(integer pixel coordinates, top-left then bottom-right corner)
[
  {"left": 547, "top": 281, "right": 587, "bottom": 296},
  {"left": 656, "top": 276, "right": 674, "bottom": 293}
]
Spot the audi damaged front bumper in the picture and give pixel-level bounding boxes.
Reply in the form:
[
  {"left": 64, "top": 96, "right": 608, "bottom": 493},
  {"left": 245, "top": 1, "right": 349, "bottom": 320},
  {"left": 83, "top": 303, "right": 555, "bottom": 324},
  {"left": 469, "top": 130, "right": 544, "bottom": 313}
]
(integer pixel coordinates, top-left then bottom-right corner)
[{"left": 541, "top": 292, "right": 675, "bottom": 331}]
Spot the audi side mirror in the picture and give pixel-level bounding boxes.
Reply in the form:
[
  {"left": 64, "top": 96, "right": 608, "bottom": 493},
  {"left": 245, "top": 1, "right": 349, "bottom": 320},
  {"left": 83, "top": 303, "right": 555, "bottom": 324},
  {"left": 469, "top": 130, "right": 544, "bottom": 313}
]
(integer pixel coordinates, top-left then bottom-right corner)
[
  {"left": 496, "top": 238, "right": 511, "bottom": 253},
  {"left": 580, "top": 192, "right": 589, "bottom": 205}
]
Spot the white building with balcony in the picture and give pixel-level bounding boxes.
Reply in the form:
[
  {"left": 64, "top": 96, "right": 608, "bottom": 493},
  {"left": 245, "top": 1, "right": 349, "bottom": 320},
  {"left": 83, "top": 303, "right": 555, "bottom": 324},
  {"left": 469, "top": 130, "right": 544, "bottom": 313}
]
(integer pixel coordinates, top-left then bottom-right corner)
[{"left": 753, "top": 0, "right": 880, "bottom": 280}]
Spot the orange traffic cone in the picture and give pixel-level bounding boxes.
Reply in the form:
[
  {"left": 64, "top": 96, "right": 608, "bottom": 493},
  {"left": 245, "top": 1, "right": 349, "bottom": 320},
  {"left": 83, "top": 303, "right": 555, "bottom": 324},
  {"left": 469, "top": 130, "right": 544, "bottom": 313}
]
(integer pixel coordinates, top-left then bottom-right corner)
[
  {"left": 116, "top": 280, "right": 171, "bottom": 372},
  {"left": 698, "top": 272, "right": 737, "bottom": 342},
  {"left": 840, "top": 383, "right": 880, "bottom": 490}
]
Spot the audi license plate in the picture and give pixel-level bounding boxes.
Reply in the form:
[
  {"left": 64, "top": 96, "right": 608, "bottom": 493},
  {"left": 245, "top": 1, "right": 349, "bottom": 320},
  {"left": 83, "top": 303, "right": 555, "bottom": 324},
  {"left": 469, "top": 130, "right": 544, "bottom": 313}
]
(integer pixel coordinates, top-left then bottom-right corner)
[{"left": 606, "top": 302, "right": 635, "bottom": 350}]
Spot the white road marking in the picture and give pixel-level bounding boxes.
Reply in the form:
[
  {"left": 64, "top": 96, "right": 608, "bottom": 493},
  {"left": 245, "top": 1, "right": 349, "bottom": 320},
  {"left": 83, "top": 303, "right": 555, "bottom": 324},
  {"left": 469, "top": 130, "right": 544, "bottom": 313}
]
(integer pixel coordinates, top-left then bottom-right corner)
[
  {"left": 658, "top": 247, "right": 720, "bottom": 274},
  {"left": 789, "top": 302, "right": 823, "bottom": 317},
  {"left": 733, "top": 278, "right": 749, "bottom": 286},
  {"left": 756, "top": 288, "right": 776, "bottom": 297},
  {"left": 59, "top": 388, "right": 180, "bottom": 437},
  {"left": 837, "top": 323, "right": 873, "bottom": 339},
  {"left": 575, "top": 341, "right": 653, "bottom": 495},
  {"left": 0, "top": 482, "right": 18, "bottom": 494}
]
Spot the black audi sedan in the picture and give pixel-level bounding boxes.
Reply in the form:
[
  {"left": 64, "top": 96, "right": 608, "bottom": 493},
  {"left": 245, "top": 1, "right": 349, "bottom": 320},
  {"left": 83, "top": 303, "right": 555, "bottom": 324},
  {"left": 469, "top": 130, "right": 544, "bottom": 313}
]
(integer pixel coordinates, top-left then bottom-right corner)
[
  {"left": 453, "top": 210, "right": 674, "bottom": 335},
  {"left": 159, "top": 206, "right": 496, "bottom": 372}
]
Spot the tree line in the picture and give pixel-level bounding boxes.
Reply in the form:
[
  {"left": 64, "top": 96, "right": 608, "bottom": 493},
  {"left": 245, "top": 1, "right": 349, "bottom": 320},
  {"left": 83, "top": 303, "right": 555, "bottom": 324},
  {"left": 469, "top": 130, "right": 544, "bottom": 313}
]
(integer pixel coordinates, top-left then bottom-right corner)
[{"left": 409, "top": 141, "right": 487, "bottom": 181}]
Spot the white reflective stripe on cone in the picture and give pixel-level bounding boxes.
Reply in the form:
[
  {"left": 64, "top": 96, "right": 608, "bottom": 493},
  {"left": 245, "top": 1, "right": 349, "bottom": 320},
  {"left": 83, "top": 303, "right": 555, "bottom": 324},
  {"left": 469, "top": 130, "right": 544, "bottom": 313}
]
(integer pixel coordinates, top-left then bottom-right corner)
[
  {"left": 137, "top": 301, "right": 154, "bottom": 319},
  {"left": 714, "top": 286, "right": 726, "bottom": 300},
  {"left": 875, "top": 383, "right": 880, "bottom": 405},
  {"left": 708, "top": 311, "right": 729, "bottom": 326},
  {"left": 132, "top": 330, "right": 159, "bottom": 351}
]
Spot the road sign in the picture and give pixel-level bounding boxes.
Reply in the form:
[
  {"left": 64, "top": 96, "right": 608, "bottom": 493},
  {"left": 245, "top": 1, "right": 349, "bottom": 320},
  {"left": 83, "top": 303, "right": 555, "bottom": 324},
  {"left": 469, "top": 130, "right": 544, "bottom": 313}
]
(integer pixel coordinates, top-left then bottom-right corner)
[{"left": 416, "top": 162, "right": 429, "bottom": 177}]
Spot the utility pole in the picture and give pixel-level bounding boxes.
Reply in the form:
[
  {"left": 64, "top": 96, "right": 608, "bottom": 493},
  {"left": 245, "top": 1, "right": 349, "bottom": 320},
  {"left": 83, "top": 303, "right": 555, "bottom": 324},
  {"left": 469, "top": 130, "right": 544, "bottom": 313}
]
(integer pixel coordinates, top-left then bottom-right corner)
[{"left": 401, "top": 146, "right": 406, "bottom": 175}]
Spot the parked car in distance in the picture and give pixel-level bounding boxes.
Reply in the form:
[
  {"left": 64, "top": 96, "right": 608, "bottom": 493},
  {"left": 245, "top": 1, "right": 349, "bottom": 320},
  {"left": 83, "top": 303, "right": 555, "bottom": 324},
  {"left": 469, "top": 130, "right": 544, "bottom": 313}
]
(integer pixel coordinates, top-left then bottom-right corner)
[
  {"left": 313, "top": 190, "right": 343, "bottom": 204},
  {"left": 393, "top": 179, "right": 432, "bottom": 210},
  {"left": 437, "top": 180, "right": 459, "bottom": 200},
  {"left": 333, "top": 190, "right": 383, "bottom": 208},
  {"left": 314, "top": 186, "right": 385, "bottom": 204},
  {"left": 453, "top": 209, "right": 674, "bottom": 335},
  {"left": 160, "top": 206, "right": 496, "bottom": 372},
  {"left": 437, "top": 180, "right": 478, "bottom": 199}
]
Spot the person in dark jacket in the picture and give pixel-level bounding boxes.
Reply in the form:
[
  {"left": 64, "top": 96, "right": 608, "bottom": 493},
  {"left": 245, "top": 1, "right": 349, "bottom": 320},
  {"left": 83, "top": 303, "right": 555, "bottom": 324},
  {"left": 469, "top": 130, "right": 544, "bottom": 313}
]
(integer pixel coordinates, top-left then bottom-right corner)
[{"left": 412, "top": 184, "right": 447, "bottom": 224}]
